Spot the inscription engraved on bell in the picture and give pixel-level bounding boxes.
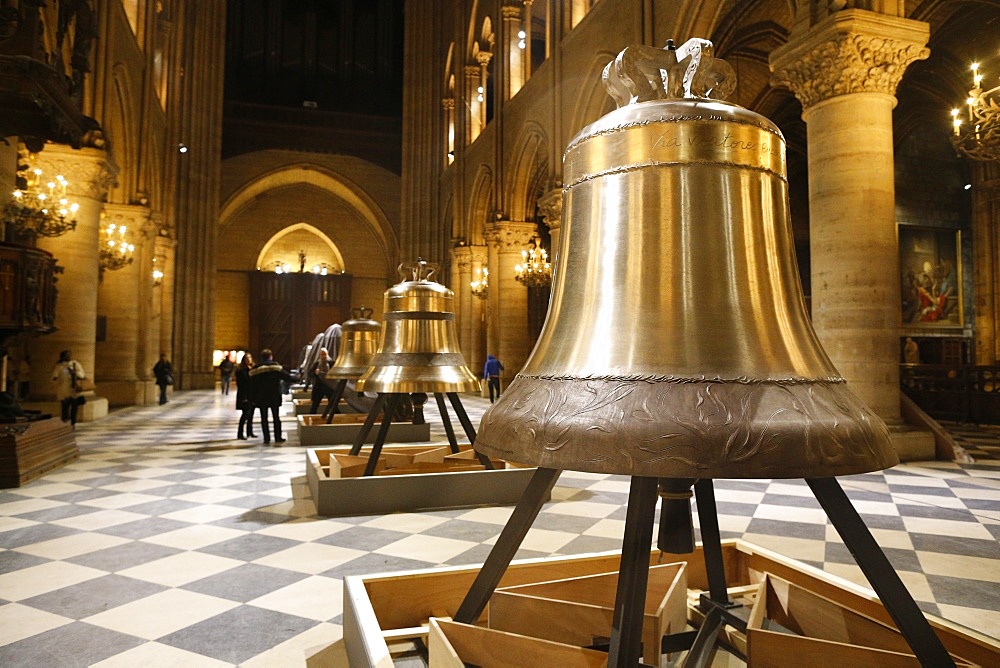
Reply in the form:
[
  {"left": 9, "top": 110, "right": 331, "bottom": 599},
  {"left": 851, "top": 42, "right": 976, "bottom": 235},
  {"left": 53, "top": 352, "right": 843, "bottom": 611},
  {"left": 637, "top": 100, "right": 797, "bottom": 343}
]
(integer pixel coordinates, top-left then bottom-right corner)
[
  {"left": 475, "top": 39, "right": 897, "bottom": 479},
  {"left": 356, "top": 259, "right": 481, "bottom": 394}
]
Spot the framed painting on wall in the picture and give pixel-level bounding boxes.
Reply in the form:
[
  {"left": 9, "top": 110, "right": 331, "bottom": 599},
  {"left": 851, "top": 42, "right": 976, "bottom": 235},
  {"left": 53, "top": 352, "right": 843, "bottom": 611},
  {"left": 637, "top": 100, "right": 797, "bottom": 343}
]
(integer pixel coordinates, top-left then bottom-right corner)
[{"left": 899, "top": 225, "right": 962, "bottom": 327}]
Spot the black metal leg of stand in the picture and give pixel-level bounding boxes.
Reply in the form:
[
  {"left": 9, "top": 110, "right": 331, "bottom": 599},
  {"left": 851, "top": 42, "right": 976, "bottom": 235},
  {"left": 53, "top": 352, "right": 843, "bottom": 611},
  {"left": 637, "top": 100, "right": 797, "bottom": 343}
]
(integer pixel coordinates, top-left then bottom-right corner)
[
  {"left": 446, "top": 392, "right": 494, "bottom": 469},
  {"left": 608, "top": 475, "right": 659, "bottom": 667},
  {"left": 348, "top": 393, "right": 386, "bottom": 456},
  {"left": 807, "top": 477, "right": 955, "bottom": 668},
  {"left": 323, "top": 379, "right": 348, "bottom": 423},
  {"left": 454, "top": 467, "right": 561, "bottom": 624},
  {"left": 434, "top": 393, "right": 460, "bottom": 453},
  {"left": 362, "top": 394, "right": 401, "bottom": 477},
  {"left": 693, "top": 479, "right": 732, "bottom": 606}
]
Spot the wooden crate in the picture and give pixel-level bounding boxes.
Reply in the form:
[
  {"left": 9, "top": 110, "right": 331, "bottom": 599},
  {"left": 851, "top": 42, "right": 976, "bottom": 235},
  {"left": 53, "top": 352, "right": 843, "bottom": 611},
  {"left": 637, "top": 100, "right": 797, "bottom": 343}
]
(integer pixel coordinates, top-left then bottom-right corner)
[
  {"left": 296, "top": 414, "right": 430, "bottom": 446},
  {"left": 0, "top": 417, "right": 78, "bottom": 488},
  {"left": 306, "top": 445, "right": 544, "bottom": 516},
  {"left": 342, "top": 540, "right": 1000, "bottom": 667}
]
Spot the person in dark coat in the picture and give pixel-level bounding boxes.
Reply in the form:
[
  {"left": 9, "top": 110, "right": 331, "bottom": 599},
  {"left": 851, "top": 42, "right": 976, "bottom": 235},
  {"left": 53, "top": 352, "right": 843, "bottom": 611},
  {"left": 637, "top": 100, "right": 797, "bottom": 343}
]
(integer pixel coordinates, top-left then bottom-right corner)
[
  {"left": 308, "top": 347, "right": 334, "bottom": 414},
  {"left": 235, "top": 353, "right": 256, "bottom": 440},
  {"left": 249, "top": 348, "right": 295, "bottom": 444},
  {"left": 153, "top": 353, "right": 172, "bottom": 405},
  {"left": 219, "top": 355, "right": 235, "bottom": 395}
]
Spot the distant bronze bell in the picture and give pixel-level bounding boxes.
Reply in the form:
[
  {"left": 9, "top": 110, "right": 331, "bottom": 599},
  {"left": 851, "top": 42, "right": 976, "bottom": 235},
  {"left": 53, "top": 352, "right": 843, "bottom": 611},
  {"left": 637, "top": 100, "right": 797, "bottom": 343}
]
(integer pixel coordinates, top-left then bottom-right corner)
[
  {"left": 475, "top": 39, "right": 897, "bottom": 480},
  {"left": 356, "top": 259, "right": 481, "bottom": 394},
  {"left": 326, "top": 307, "right": 381, "bottom": 380}
]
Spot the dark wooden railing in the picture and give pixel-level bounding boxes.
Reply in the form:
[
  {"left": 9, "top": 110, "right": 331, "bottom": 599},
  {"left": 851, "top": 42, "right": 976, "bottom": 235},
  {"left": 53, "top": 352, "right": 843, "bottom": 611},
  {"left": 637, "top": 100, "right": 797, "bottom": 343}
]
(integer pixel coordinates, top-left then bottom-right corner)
[{"left": 900, "top": 364, "right": 1000, "bottom": 425}]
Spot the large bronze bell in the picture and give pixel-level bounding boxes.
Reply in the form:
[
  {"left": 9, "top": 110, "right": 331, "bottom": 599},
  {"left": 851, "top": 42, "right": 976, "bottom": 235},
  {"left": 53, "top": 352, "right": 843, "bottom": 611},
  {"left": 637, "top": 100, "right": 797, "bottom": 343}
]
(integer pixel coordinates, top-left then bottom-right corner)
[
  {"left": 356, "top": 259, "right": 480, "bottom": 394},
  {"left": 475, "top": 40, "right": 897, "bottom": 480},
  {"left": 326, "top": 307, "right": 381, "bottom": 380}
]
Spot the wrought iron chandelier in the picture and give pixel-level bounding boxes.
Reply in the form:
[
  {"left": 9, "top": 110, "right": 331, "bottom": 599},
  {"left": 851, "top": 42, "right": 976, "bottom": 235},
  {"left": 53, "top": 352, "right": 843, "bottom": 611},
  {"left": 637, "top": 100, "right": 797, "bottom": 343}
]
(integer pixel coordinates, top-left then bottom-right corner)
[
  {"left": 99, "top": 221, "right": 135, "bottom": 271},
  {"left": 951, "top": 62, "right": 1000, "bottom": 161},
  {"left": 2, "top": 154, "right": 80, "bottom": 237},
  {"left": 513, "top": 239, "right": 551, "bottom": 288},
  {"left": 470, "top": 267, "right": 489, "bottom": 298}
]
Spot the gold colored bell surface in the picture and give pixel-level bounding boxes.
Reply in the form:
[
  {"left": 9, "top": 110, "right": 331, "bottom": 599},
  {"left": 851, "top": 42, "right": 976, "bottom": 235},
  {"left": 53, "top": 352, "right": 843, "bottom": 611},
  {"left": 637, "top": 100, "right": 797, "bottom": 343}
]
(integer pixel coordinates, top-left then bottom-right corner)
[
  {"left": 326, "top": 307, "right": 381, "bottom": 380},
  {"left": 356, "top": 260, "right": 481, "bottom": 394},
  {"left": 475, "top": 39, "right": 897, "bottom": 479}
]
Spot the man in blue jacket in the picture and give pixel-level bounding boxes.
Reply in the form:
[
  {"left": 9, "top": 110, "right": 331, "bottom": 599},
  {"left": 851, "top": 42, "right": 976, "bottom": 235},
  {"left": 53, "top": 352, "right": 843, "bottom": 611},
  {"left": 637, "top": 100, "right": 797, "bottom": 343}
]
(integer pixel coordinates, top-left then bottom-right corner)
[{"left": 483, "top": 354, "right": 504, "bottom": 403}]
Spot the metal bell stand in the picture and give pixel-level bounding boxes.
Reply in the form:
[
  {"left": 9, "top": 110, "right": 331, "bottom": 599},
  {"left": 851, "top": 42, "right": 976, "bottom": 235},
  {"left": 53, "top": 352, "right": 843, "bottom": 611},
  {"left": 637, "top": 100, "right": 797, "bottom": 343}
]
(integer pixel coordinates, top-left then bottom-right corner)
[
  {"left": 346, "top": 391, "right": 494, "bottom": 476},
  {"left": 454, "top": 468, "right": 956, "bottom": 667}
]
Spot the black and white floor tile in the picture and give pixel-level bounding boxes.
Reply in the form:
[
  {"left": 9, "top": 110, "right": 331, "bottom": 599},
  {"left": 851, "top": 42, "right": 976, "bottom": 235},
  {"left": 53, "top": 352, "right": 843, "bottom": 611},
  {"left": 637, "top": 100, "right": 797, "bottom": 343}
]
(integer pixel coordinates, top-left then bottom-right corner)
[{"left": 1, "top": 390, "right": 998, "bottom": 665}]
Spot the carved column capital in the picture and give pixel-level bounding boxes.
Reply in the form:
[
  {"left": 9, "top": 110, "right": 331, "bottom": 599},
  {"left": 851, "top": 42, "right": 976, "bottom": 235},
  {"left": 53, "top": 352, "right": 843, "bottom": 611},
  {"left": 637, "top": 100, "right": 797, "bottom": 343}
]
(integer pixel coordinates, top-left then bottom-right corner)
[
  {"left": 452, "top": 244, "right": 473, "bottom": 272},
  {"left": 441, "top": 97, "right": 455, "bottom": 110},
  {"left": 102, "top": 202, "right": 156, "bottom": 242},
  {"left": 484, "top": 220, "right": 537, "bottom": 253},
  {"left": 31, "top": 143, "right": 118, "bottom": 202},
  {"left": 470, "top": 245, "right": 488, "bottom": 264},
  {"left": 476, "top": 50, "right": 493, "bottom": 68},
  {"left": 770, "top": 9, "right": 928, "bottom": 110},
  {"left": 537, "top": 187, "right": 563, "bottom": 234},
  {"left": 501, "top": 4, "right": 522, "bottom": 20}
]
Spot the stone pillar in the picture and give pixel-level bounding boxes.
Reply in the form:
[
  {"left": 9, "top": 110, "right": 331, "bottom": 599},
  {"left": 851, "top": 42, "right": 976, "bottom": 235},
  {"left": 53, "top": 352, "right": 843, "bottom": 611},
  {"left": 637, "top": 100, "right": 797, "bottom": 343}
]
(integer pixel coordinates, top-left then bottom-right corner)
[
  {"left": 151, "top": 231, "right": 176, "bottom": 401},
  {"left": 469, "top": 245, "right": 488, "bottom": 374},
  {"left": 30, "top": 144, "right": 115, "bottom": 420},
  {"left": 452, "top": 245, "right": 474, "bottom": 367},
  {"left": 485, "top": 220, "right": 536, "bottom": 386},
  {"left": 972, "top": 162, "right": 1000, "bottom": 364},
  {"left": 96, "top": 203, "right": 151, "bottom": 406},
  {"left": 538, "top": 186, "right": 563, "bottom": 266},
  {"left": 465, "top": 65, "right": 483, "bottom": 144},
  {"left": 442, "top": 98, "right": 456, "bottom": 165},
  {"left": 502, "top": 3, "right": 525, "bottom": 98},
  {"left": 170, "top": 0, "right": 225, "bottom": 390},
  {"left": 770, "top": 9, "right": 929, "bottom": 424}
]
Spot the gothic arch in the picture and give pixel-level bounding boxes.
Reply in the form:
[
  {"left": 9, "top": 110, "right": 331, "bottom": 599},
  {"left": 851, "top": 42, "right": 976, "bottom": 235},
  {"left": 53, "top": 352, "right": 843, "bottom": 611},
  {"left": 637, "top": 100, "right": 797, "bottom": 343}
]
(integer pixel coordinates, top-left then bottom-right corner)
[
  {"left": 218, "top": 163, "right": 398, "bottom": 277},
  {"left": 568, "top": 51, "right": 618, "bottom": 139},
  {"left": 468, "top": 166, "right": 494, "bottom": 244},
  {"left": 506, "top": 124, "right": 549, "bottom": 223},
  {"left": 105, "top": 63, "right": 137, "bottom": 203},
  {"left": 254, "top": 222, "right": 346, "bottom": 271}
]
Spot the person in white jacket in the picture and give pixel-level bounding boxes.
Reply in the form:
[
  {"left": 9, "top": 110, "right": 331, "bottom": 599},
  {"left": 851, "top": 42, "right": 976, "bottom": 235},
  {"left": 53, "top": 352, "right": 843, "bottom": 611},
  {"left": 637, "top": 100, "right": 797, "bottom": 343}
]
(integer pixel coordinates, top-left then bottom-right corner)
[{"left": 51, "top": 349, "right": 86, "bottom": 425}]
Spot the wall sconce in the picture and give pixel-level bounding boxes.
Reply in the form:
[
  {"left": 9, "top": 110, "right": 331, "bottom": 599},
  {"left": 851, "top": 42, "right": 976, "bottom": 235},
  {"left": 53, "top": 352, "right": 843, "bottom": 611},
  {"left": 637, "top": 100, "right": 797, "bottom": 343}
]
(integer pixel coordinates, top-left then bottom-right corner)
[{"left": 152, "top": 257, "right": 164, "bottom": 286}]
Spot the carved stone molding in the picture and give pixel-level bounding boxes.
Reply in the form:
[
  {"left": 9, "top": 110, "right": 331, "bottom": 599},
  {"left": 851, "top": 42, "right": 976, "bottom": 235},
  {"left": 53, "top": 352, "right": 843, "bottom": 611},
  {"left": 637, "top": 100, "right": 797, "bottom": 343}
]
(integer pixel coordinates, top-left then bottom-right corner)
[
  {"left": 484, "top": 220, "right": 537, "bottom": 253},
  {"left": 501, "top": 4, "right": 521, "bottom": 21},
  {"left": 537, "top": 187, "right": 563, "bottom": 233},
  {"left": 30, "top": 143, "right": 117, "bottom": 201},
  {"left": 451, "top": 244, "right": 473, "bottom": 272},
  {"left": 470, "top": 245, "right": 487, "bottom": 265},
  {"left": 770, "top": 9, "right": 928, "bottom": 110}
]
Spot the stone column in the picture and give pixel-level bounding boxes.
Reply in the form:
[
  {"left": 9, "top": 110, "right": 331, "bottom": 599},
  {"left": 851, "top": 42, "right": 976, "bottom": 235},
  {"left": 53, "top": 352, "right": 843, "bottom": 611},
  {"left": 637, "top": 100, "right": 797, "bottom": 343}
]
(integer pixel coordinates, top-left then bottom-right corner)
[
  {"left": 170, "top": 0, "right": 225, "bottom": 390},
  {"left": 151, "top": 230, "right": 176, "bottom": 402},
  {"left": 452, "top": 245, "right": 474, "bottom": 367},
  {"left": 30, "top": 144, "right": 116, "bottom": 420},
  {"left": 770, "top": 9, "right": 929, "bottom": 423},
  {"left": 465, "top": 64, "right": 483, "bottom": 144},
  {"left": 972, "top": 162, "right": 1000, "bottom": 364},
  {"left": 469, "top": 245, "right": 488, "bottom": 373},
  {"left": 96, "top": 203, "right": 151, "bottom": 406},
  {"left": 538, "top": 186, "right": 563, "bottom": 265},
  {"left": 485, "top": 220, "right": 536, "bottom": 386},
  {"left": 502, "top": 2, "right": 525, "bottom": 98}
]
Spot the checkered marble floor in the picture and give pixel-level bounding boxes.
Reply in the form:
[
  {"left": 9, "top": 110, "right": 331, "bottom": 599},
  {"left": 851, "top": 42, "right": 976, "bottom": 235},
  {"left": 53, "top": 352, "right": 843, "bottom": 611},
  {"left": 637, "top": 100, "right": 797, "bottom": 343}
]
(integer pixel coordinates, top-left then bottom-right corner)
[{"left": 1, "top": 389, "right": 998, "bottom": 666}]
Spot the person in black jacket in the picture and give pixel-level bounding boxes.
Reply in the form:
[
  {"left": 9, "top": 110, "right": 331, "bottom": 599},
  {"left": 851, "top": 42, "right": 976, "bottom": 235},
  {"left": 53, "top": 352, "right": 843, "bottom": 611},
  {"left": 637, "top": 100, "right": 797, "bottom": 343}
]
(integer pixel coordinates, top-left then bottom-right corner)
[
  {"left": 153, "top": 353, "right": 172, "bottom": 405},
  {"left": 249, "top": 349, "right": 295, "bottom": 444},
  {"left": 234, "top": 353, "right": 256, "bottom": 440}
]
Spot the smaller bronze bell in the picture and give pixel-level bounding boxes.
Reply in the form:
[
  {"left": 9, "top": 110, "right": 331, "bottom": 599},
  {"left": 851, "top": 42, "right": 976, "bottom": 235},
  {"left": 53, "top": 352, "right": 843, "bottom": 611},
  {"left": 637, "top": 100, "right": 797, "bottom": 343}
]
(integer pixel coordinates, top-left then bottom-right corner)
[
  {"left": 326, "top": 307, "right": 381, "bottom": 380},
  {"left": 356, "top": 260, "right": 480, "bottom": 394}
]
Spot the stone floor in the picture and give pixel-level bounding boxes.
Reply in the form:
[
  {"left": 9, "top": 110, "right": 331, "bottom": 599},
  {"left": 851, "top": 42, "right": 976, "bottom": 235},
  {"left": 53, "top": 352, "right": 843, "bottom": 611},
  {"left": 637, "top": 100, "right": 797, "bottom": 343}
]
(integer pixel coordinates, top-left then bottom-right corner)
[{"left": 0, "top": 389, "right": 998, "bottom": 666}]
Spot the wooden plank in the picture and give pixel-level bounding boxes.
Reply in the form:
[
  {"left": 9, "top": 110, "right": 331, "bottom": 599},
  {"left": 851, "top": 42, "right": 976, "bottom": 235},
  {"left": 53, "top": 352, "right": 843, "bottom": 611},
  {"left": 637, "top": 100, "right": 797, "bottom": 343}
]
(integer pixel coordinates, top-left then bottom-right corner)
[{"left": 429, "top": 618, "right": 607, "bottom": 667}]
